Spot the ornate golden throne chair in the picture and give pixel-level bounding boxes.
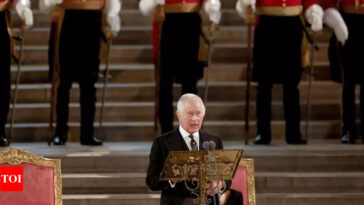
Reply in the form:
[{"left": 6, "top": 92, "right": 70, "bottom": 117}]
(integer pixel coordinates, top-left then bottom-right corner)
[
  {"left": 227, "top": 158, "right": 256, "bottom": 205},
  {"left": 0, "top": 147, "right": 62, "bottom": 205}
]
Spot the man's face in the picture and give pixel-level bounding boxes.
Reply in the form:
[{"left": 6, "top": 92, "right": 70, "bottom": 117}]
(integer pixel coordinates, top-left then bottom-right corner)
[{"left": 176, "top": 99, "right": 204, "bottom": 134}]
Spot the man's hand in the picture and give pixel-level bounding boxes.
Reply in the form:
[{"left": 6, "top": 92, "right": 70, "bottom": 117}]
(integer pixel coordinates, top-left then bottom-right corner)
[
  {"left": 323, "top": 8, "right": 348, "bottom": 43},
  {"left": 169, "top": 179, "right": 180, "bottom": 188},
  {"left": 22, "top": 7, "right": 33, "bottom": 29},
  {"left": 38, "top": 0, "right": 62, "bottom": 14},
  {"left": 106, "top": 0, "right": 121, "bottom": 33},
  {"left": 236, "top": 0, "right": 256, "bottom": 19},
  {"left": 204, "top": 0, "right": 221, "bottom": 24},
  {"left": 305, "top": 4, "right": 324, "bottom": 32},
  {"left": 206, "top": 180, "right": 225, "bottom": 196}
]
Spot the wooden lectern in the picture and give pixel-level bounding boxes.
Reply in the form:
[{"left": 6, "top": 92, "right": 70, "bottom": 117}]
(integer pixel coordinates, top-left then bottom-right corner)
[{"left": 160, "top": 149, "right": 243, "bottom": 205}]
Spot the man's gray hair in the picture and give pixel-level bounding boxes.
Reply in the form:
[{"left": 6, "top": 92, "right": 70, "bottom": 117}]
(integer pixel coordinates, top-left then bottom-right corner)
[{"left": 176, "top": 93, "right": 206, "bottom": 116}]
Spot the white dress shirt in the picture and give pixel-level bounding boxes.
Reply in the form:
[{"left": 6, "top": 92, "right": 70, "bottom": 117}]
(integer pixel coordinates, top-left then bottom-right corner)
[
  {"left": 179, "top": 125, "right": 200, "bottom": 151},
  {"left": 169, "top": 126, "right": 200, "bottom": 188}
]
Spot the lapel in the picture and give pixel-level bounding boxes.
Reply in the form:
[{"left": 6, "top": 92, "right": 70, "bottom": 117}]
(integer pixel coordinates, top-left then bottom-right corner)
[{"left": 166, "top": 129, "right": 189, "bottom": 151}]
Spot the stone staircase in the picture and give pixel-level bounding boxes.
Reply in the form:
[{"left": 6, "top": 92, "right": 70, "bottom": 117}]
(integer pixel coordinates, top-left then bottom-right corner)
[
  {"left": 8, "top": 0, "right": 360, "bottom": 142},
  {"left": 2, "top": 142, "right": 364, "bottom": 205},
  {"left": 4, "top": 0, "right": 364, "bottom": 204}
]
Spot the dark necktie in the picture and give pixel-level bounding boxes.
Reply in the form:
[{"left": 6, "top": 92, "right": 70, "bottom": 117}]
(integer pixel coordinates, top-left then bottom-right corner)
[{"left": 189, "top": 135, "right": 198, "bottom": 151}]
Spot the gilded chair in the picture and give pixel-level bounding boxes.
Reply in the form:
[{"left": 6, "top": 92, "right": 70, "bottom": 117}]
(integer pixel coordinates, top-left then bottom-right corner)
[
  {"left": 223, "top": 158, "right": 256, "bottom": 205},
  {"left": 0, "top": 147, "right": 62, "bottom": 205}
]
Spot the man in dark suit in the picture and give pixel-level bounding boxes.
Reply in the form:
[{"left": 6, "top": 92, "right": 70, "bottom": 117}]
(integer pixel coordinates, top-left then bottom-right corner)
[{"left": 146, "top": 93, "right": 229, "bottom": 205}]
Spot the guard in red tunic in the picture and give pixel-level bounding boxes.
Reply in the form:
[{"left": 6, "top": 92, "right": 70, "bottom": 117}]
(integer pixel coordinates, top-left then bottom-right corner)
[
  {"left": 0, "top": 0, "right": 33, "bottom": 146},
  {"left": 40, "top": 0, "right": 121, "bottom": 145},
  {"left": 322, "top": 0, "right": 363, "bottom": 144},
  {"left": 140, "top": 0, "right": 221, "bottom": 134},
  {"left": 236, "top": 0, "right": 324, "bottom": 144}
]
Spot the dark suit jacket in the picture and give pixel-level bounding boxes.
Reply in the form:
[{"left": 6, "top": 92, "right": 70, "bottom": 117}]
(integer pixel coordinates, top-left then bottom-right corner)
[{"left": 146, "top": 128, "right": 230, "bottom": 205}]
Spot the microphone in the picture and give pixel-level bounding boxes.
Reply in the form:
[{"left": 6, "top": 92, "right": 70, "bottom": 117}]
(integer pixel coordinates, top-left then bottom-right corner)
[
  {"left": 209, "top": 141, "right": 216, "bottom": 150},
  {"left": 202, "top": 141, "right": 210, "bottom": 150}
]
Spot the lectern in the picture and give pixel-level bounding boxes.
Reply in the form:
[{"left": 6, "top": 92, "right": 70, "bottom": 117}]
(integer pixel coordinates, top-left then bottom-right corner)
[{"left": 160, "top": 149, "right": 243, "bottom": 205}]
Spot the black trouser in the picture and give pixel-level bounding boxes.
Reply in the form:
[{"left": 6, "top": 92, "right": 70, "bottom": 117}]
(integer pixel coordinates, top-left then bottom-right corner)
[
  {"left": 342, "top": 81, "right": 364, "bottom": 138},
  {"left": 340, "top": 13, "right": 364, "bottom": 140},
  {"left": 256, "top": 80, "right": 301, "bottom": 141},
  {"left": 55, "top": 78, "right": 97, "bottom": 140},
  {"left": 158, "top": 13, "right": 202, "bottom": 134},
  {"left": 0, "top": 11, "right": 11, "bottom": 134},
  {"left": 54, "top": 10, "right": 101, "bottom": 139},
  {"left": 158, "top": 78, "right": 198, "bottom": 134}
]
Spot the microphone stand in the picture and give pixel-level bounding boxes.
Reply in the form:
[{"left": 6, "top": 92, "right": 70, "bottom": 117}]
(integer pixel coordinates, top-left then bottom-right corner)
[{"left": 203, "top": 142, "right": 215, "bottom": 205}]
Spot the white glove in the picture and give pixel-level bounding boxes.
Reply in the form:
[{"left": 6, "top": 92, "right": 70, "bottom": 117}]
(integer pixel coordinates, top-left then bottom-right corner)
[
  {"left": 39, "top": 0, "right": 63, "bottom": 14},
  {"left": 139, "top": 0, "right": 165, "bottom": 16},
  {"left": 324, "top": 8, "right": 348, "bottom": 43},
  {"left": 15, "top": 0, "right": 33, "bottom": 28},
  {"left": 204, "top": 0, "right": 221, "bottom": 24},
  {"left": 305, "top": 4, "right": 324, "bottom": 32},
  {"left": 106, "top": 0, "right": 121, "bottom": 33},
  {"left": 107, "top": 15, "right": 120, "bottom": 33},
  {"left": 235, "top": 0, "right": 255, "bottom": 19}
]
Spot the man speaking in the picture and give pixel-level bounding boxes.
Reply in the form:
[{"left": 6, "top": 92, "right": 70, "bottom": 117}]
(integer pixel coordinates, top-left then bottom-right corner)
[{"left": 146, "top": 93, "right": 230, "bottom": 204}]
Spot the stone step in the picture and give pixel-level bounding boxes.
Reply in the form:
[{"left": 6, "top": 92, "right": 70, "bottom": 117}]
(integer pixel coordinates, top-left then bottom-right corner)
[
  {"left": 255, "top": 172, "right": 364, "bottom": 193},
  {"left": 11, "top": 10, "right": 248, "bottom": 28},
  {"left": 61, "top": 193, "right": 364, "bottom": 205},
  {"left": 62, "top": 173, "right": 153, "bottom": 194},
  {"left": 2, "top": 120, "right": 354, "bottom": 141},
  {"left": 12, "top": 26, "right": 251, "bottom": 45},
  {"left": 9, "top": 62, "right": 333, "bottom": 84},
  {"left": 61, "top": 172, "right": 364, "bottom": 194},
  {"left": 9, "top": 81, "right": 343, "bottom": 104},
  {"left": 27, "top": 0, "right": 271, "bottom": 10},
  {"left": 256, "top": 193, "right": 364, "bottom": 205},
  {"left": 62, "top": 194, "right": 160, "bottom": 205},
  {"left": 2, "top": 142, "right": 364, "bottom": 173},
  {"left": 10, "top": 24, "right": 333, "bottom": 45},
  {"left": 62, "top": 173, "right": 151, "bottom": 194},
  {"left": 9, "top": 100, "right": 352, "bottom": 123},
  {"left": 17, "top": 43, "right": 330, "bottom": 65}
]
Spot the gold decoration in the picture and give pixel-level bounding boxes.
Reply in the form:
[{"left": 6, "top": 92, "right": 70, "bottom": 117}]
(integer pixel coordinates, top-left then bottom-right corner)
[
  {"left": 0, "top": 0, "right": 10, "bottom": 11},
  {"left": 239, "top": 158, "right": 256, "bottom": 205},
  {"left": 164, "top": 3, "right": 200, "bottom": 13},
  {"left": 161, "top": 150, "right": 243, "bottom": 205},
  {"left": 341, "top": 5, "right": 364, "bottom": 14},
  {"left": 0, "top": 148, "right": 63, "bottom": 205},
  {"left": 257, "top": 6, "right": 303, "bottom": 16}
]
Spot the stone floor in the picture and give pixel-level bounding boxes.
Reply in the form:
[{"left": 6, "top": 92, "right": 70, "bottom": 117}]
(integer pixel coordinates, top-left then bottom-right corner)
[{"left": 1, "top": 140, "right": 363, "bottom": 204}]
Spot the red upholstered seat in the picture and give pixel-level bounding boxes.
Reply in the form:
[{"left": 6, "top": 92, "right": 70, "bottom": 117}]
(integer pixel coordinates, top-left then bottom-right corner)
[
  {"left": 0, "top": 148, "right": 62, "bottom": 205},
  {"left": 230, "top": 158, "right": 256, "bottom": 205}
]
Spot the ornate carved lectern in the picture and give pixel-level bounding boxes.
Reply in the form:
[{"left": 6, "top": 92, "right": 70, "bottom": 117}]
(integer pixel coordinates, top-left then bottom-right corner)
[{"left": 160, "top": 149, "right": 243, "bottom": 205}]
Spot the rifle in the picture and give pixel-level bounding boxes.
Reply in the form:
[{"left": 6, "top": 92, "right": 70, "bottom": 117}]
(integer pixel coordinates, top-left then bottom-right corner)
[
  {"left": 305, "top": 31, "right": 320, "bottom": 142},
  {"left": 9, "top": 24, "right": 26, "bottom": 140},
  {"left": 153, "top": 5, "right": 165, "bottom": 136},
  {"left": 244, "top": 6, "right": 255, "bottom": 145},
  {"left": 203, "top": 23, "right": 216, "bottom": 104},
  {"left": 99, "top": 34, "right": 113, "bottom": 128},
  {"left": 48, "top": 21, "right": 61, "bottom": 145}
]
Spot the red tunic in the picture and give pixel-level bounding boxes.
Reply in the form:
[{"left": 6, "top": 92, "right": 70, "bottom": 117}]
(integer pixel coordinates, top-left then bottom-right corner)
[
  {"left": 321, "top": 0, "right": 364, "bottom": 14},
  {"left": 0, "top": 0, "right": 13, "bottom": 11},
  {"left": 61, "top": 0, "right": 105, "bottom": 10},
  {"left": 257, "top": 0, "right": 317, "bottom": 8},
  {"left": 255, "top": 0, "right": 319, "bottom": 16}
]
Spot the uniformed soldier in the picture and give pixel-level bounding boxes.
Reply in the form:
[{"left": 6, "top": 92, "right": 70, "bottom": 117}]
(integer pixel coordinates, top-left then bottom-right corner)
[
  {"left": 322, "top": 0, "right": 363, "bottom": 144},
  {"left": 40, "top": 0, "right": 121, "bottom": 145},
  {"left": 236, "top": 0, "right": 324, "bottom": 144},
  {"left": 139, "top": 0, "right": 221, "bottom": 134},
  {"left": 0, "top": 0, "right": 33, "bottom": 146}
]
